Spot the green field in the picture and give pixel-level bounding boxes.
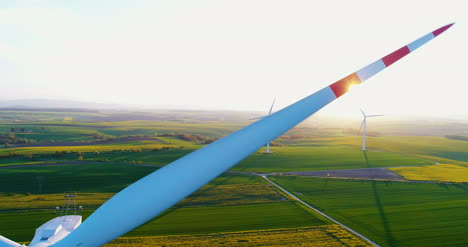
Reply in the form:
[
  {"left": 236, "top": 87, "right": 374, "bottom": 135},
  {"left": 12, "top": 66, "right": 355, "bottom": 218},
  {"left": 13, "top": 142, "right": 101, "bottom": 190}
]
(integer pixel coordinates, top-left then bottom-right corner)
[
  {"left": 271, "top": 176, "right": 468, "bottom": 247},
  {"left": 0, "top": 124, "right": 105, "bottom": 142},
  {"left": 83, "top": 148, "right": 194, "bottom": 165},
  {"left": 108, "top": 225, "right": 372, "bottom": 247},
  {"left": 234, "top": 146, "right": 432, "bottom": 173},
  {"left": 1, "top": 197, "right": 330, "bottom": 242},
  {"left": 0, "top": 162, "right": 158, "bottom": 194},
  {"left": 332, "top": 136, "right": 468, "bottom": 165},
  {"left": 0, "top": 144, "right": 432, "bottom": 174},
  {"left": 125, "top": 201, "right": 327, "bottom": 237},
  {"left": 1, "top": 111, "right": 468, "bottom": 246},
  {"left": 0, "top": 163, "right": 333, "bottom": 243}
]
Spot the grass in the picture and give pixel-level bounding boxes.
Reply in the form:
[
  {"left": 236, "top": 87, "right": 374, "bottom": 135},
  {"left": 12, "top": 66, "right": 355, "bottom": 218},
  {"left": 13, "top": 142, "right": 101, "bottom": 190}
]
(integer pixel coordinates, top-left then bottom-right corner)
[
  {"left": 332, "top": 136, "right": 468, "bottom": 164},
  {"left": 95, "top": 121, "right": 243, "bottom": 138},
  {"left": 0, "top": 162, "right": 158, "bottom": 194},
  {"left": 1, "top": 138, "right": 433, "bottom": 174},
  {"left": 0, "top": 161, "right": 269, "bottom": 195},
  {"left": 0, "top": 161, "right": 54, "bottom": 167},
  {"left": 125, "top": 201, "right": 327, "bottom": 237},
  {"left": 233, "top": 146, "right": 432, "bottom": 173},
  {"left": 0, "top": 124, "right": 104, "bottom": 142},
  {"left": 83, "top": 148, "right": 194, "bottom": 165},
  {"left": 178, "top": 183, "right": 286, "bottom": 207},
  {"left": 1, "top": 114, "right": 467, "bottom": 246},
  {"left": 0, "top": 193, "right": 112, "bottom": 211},
  {"left": 0, "top": 143, "right": 169, "bottom": 155},
  {"left": 271, "top": 176, "right": 468, "bottom": 247},
  {"left": 390, "top": 164, "right": 468, "bottom": 183},
  {"left": 1, "top": 167, "right": 326, "bottom": 243},
  {"left": 107, "top": 225, "right": 372, "bottom": 247}
]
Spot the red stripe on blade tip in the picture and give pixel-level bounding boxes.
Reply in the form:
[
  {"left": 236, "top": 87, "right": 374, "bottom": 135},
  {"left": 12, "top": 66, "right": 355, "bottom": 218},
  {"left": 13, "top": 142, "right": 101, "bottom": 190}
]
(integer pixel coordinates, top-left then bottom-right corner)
[
  {"left": 433, "top": 23, "right": 455, "bottom": 37},
  {"left": 381, "top": 46, "right": 410, "bottom": 67}
]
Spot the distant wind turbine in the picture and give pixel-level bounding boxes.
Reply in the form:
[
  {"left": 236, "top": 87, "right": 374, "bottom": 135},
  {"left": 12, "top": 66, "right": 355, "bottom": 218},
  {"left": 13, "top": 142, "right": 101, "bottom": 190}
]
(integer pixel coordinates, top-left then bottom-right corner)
[
  {"left": 251, "top": 98, "right": 276, "bottom": 153},
  {"left": 359, "top": 109, "right": 383, "bottom": 151}
]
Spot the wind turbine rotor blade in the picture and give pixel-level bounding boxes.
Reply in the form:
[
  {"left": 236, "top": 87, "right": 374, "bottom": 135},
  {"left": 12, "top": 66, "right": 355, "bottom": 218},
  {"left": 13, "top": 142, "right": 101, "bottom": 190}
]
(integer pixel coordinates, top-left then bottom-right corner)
[
  {"left": 250, "top": 116, "right": 265, "bottom": 120},
  {"left": 0, "top": 235, "right": 21, "bottom": 247},
  {"left": 358, "top": 120, "right": 365, "bottom": 134},
  {"left": 360, "top": 108, "right": 366, "bottom": 117},
  {"left": 268, "top": 98, "right": 276, "bottom": 116},
  {"left": 53, "top": 23, "right": 454, "bottom": 247},
  {"left": 366, "top": 115, "right": 384, "bottom": 117}
]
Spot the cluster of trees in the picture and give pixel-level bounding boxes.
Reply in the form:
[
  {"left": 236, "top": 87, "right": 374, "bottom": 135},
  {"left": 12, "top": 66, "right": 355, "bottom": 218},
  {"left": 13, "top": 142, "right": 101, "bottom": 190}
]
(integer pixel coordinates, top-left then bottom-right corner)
[
  {"left": 0, "top": 133, "right": 37, "bottom": 146},
  {"left": 91, "top": 133, "right": 115, "bottom": 142},
  {"left": 279, "top": 134, "right": 305, "bottom": 140},
  {"left": 445, "top": 135, "right": 468, "bottom": 141},
  {"left": 269, "top": 141, "right": 283, "bottom": 147},
  {"left": 9, "top": 127, "right": 32, "bottom": 133},
  {"left": 158, "top": 133, "right": 216, "bottom": 144},
  {"left": 151, "top": 146, "right": 175, "bottom": 152},
  {"left": 0, "top": 151, "right": 37, "bottom": 159}
]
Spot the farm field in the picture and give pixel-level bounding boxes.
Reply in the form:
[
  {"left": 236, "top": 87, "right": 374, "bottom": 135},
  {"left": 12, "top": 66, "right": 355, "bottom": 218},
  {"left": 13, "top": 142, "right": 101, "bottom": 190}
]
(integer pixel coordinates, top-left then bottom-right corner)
[
  {"left": 106, "top": 225, "right": 372, "bottom": 247},
  {"left": 0, "top": 163, "right": 343, "bottom": 244},
  {"left": 0, "top": 144, "right": 432, "bottom": 174},
  {"left": 389, "top": 164, "right": 468, "bottom": 183},
  {"left": 1, "top": 135, "right": 433, "bottom": 174},
  {"left": 331, "top": 136, "right": 468, "bottom": 165},
  {"left": 233, "top": 146, "right": 432, "bottom": 173},
  {"left": 1, "top": 111, "right": 468, "bottom": 246},
  {"left": 271, "top": 176, "right": 468, "bottom": 247},
  {"left": 0, "top": 162, "right": 159, "bottom": 194},
  {"left": 124, "top": 201, "right": 327, "bottom": 237}
]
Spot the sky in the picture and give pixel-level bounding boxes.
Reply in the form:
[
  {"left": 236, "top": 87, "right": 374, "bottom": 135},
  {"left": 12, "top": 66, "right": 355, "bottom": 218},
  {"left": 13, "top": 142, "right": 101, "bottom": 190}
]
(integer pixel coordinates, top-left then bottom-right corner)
[{"left": 1, "top": 0, "right": 467, "bottom": 118}]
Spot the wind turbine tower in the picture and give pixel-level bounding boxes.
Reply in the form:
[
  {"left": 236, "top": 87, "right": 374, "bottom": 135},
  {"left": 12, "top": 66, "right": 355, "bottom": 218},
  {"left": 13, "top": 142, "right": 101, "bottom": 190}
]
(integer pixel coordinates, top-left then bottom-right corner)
[
  {"left": 250, "top": 98, "right": 276, "bottom": 153},
  {"left": 360, "top": 109, "right": 383, "bottom": 151}
]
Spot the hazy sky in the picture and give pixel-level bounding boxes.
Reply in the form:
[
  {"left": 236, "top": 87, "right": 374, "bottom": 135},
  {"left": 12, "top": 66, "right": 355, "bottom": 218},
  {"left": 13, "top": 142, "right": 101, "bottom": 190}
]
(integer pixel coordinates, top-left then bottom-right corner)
[{"left": 1, "top": 0, "right": 467, "bottom": 118}]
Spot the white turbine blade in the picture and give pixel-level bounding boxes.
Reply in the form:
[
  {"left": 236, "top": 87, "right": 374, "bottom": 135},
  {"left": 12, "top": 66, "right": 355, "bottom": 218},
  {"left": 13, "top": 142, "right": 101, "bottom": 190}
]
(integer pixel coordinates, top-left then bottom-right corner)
[
  {"left": 268, "top": 98, "right": 276, "bottom": 116},
  {"left": 53, "top": 23, "right": 454, "bottom": 247},
  {"left": 358, "top": 119, "right": 365, "bottom": 134},
  {"left": 0, "top": 235, "right": 22, "bottom": 247},
  {"left": 360, "top": 108, "right": 366, "bottom": 117},
  {"left": 366, "top": 114, "right": 384, "bottom": 117},
  {"left": 250, "top": 116, "right": 266, "bottom": 120}
]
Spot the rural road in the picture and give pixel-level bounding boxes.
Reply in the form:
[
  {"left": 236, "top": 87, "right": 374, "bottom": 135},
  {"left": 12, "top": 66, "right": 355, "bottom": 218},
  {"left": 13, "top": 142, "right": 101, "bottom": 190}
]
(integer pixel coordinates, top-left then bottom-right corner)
[
  {"left": 260, "top": 175, "right": 381, "bottom": 247},
  {"left": 273, "top": 168, "right": 402, "bottom": 180}
]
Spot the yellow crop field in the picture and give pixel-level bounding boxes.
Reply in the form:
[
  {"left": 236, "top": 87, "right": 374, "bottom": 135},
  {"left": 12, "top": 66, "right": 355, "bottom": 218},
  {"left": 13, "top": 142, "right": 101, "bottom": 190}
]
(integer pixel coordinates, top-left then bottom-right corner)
[
  {"left": 0, "top": 143, "right": 168, "bottom": 155},
  {"left": 0, "top": 161, "right": 54, "bottom": 167},
  {"left": 390, "top": 164, "right": 468, "bottom": 183},
  {"left": 0, "top": 193, "right": 112, "bottom": 211},
  {"left": 106, "top": 225, "right": 372, "bottom": 247}
]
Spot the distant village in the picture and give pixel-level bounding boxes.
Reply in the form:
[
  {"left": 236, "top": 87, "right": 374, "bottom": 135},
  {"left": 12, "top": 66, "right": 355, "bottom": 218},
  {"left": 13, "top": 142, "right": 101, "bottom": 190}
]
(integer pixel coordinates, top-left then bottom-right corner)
[{"left": 10, "top": 127, "right": 32, "bottom": 133}]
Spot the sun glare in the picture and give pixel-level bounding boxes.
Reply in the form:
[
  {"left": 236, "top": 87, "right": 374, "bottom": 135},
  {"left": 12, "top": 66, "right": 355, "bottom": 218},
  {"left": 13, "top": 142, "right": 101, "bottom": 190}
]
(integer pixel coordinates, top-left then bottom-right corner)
[{"left": 347, "top": 82, "right": 360, "bottom": 92}]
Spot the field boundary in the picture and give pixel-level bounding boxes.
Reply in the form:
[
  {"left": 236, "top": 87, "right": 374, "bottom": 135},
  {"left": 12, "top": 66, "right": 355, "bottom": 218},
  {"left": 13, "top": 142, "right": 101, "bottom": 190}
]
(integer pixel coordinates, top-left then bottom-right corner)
[{"left": 261, "top": 175, "right": 381, "bottom": 247}]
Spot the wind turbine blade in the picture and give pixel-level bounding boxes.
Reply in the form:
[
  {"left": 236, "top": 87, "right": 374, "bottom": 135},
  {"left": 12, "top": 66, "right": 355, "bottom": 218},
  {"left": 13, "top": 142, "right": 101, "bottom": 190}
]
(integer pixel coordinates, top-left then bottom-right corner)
[
  {"left": 358, "top": 120, "right": 365, "bottom": 134},
  {"left": 250, "top": 116, "right": 265, "bottom": 120},
  {"left": 268, "top": 98, "right": 276, "bottom": 116},
  {"left": 360, "top": 108, "right": 366, "bottom": 117},
  {"left": 0, "top": 235, "right": 22, "bottom": 247},
  {"left": 366, "top": 115, "right": 384, "bottom": 117},
  {"left": 53, "top": 23, "right": 454, "bottom": 247}
]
